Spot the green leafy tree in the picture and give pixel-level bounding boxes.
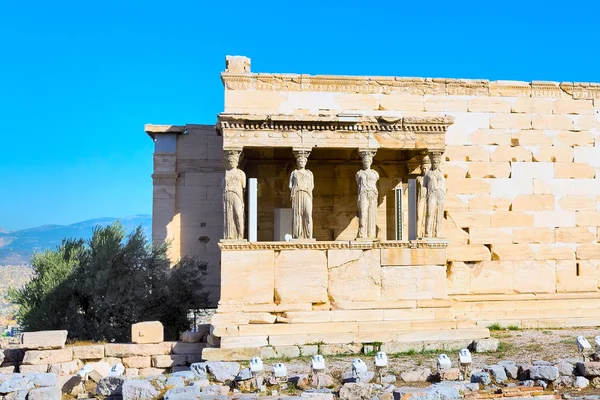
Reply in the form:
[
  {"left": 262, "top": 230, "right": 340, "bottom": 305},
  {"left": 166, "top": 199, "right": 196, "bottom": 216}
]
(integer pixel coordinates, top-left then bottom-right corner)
[{"left": 9, "top": 222, "right": 209, "bottom": 342}]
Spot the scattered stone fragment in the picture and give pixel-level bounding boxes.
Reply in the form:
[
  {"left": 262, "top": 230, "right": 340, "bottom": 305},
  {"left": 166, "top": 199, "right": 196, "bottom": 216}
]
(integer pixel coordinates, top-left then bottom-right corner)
[
  {"left": 574, "top": 376, "right": 590, "bottom": 389},
  {"left": 554, "top": 375, "right": 574, "bottom": 388},
  {"left": 289, "top": 374, "right": 310, "bottom": 389},
  {"left": 27, "top": 386, "right": 61, "bottom": 400},
  {"left": 471, "top": 372, "right": 491, "bottom": 385},
  {"left": 472, "top": 338, "right": 499, "bottom": 353},
  {"left": 530, "top": 365, "right": 559, "bottom": 381},
  {"left": 592, "top": 377, "right": 600, "bottom": 389},
  {"left": 535, "top": 379, "right": 548, "bottom": 389},
  {"left": 191, "top": 361, "right": 240, "bottom": 382},
  {"left": 235, "top": 368, "right": 252, "bottom": 381},
  {"left": 498, "top": 360, "right": 518, "bottom": 379},
  {"left": 517, "top": 364, "right": 531, "bottom": 381},
  {"left": 20, "top": 331, "right": 68, "bottom": 350},
  {"left": 521, "top": 380, "right": 535, "bottom": 387},
  {"left": 27, "top": 372, "right": 56, "bottom": 388},
  {"left": 122, "top": 379, "right": 160, "bottom": 400},
  {"left": 339, "top": 382, "right": 372, "bottom": 400},
  {"left": 170, "top": 370, "right": 196, "bottom": 381},
  {"left": 312, "top": 373, "right": 335, "bottom": 388},
  {"left": 301, "top": 345, "right": 319, "bottom": 356},
  {"left": 191, "top": 378, "right": 211, "bottom": 388},
  {"left": 466, "top": 383, "right": 479, "bottom": 391},
  {"left": 96, "top": 375, "right": 127, "bottom": 396},
  {"left": 556, "top": 361, "right": 575, "bottom": 376},
  {"left": 202, "top": 384, "right": 230, "bottom": 395},
  {"left": 165, "top": 376, "right": 184, "bottom": 388},
  {"left": 342, "top": 370, "right": 375, "bottom": 384},
  {"left": 0, "top": 377, "right": 30, "bottom": 394},
  {"left": 88, "top": 361, "right": 111, "bottom": 382},
  {"left": 300, "top": 391, "right": 334, "bottom": 399},
  {"left": 381, "top": 375, "right": 396, "bottom": 384},
  {"left": 486, "top": 365, "right": 507, "bottom": 383},
  {"left": 110, "top": 362, "right": 125, "bottom": 376},
  {"left": 440, "top": 368, "right": 460, "bottom": 381},
  {"left": 400, "top": 368, "right": 432, "bottom": 382},
  {"left": 164, "top": 385, "right": 202, "bottom": 399},
  {"left": 532, "top": 360, "right": 552, "bottom": 366},
  {"left": 577, "top": 362, "right": 600, "bottom": 377}
]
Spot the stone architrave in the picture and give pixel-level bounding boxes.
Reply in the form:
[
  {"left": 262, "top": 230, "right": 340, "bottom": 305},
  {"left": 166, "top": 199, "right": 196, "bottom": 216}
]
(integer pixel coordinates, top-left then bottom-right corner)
[
  {"left": 416, "top": 154, "right": 431, "bottom": 239},
  {"left": 424, "top": 151, "right": 446, "bottom": 238},
  {"left": 356, "top": 149, "right": 379, "bottom": 239},
  {"left": 289, "top": 150, "right": 314, "bottom": 239},
  {"left": 222, "top": 149, "right": 246, "bottom": 240}
]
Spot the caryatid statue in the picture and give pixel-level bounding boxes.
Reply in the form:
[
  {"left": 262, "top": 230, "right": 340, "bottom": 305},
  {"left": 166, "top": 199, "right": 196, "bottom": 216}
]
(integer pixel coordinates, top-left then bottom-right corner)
[
  {"left": 356, "top": 150, "right": 379, "bottom": 239},
  {"left": 289, "top": 150, "right": 314, "bottom": 239},
  {"left": 222, "top": 149, "right": 246, "bottom": 240},
  {"left": 424, "top": 151, "right": 446, "bottom": 238},
  {"left": 416, "top": 154, "right": 431, "bottom": 238}
]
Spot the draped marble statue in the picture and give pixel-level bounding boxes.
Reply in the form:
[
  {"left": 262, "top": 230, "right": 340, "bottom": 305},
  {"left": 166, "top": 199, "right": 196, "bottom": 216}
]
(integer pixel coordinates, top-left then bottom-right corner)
[
  {"left": 222, "top": 150, "right": 246, "bottom": 240},
  {"left": 356, "top": 150, "right": 379, "bottom": 239},
  {"left": 416, "top": 154, "right": 431, "bottom": 238},
  {"left": 289, "top": 150, "right": 314, "bottom": 239},
  {"left": 424, "top": 152, "right": 445, "bottom": 238}
]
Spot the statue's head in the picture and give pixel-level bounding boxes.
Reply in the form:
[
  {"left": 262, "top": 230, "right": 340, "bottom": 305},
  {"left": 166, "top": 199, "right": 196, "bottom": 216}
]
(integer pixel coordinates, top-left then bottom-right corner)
[
  {"left": 430, "top": 152, "right": 442, "bottom": 170},
  {"left": 421, "top": 155, "right": 431, "bottom": 175},
  {"left": 294, "top": 150, "right": 310, "bottom": 169},
  {"left": 224, "top": 150, "right": 240, "bottom": 169},
  {"left": 359, "top": 150, "right": 375, "bottom": 170}
]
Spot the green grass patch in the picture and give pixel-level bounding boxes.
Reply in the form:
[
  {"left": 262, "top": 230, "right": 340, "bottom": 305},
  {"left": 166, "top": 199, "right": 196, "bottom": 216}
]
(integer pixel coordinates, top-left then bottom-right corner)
[
  {"left": 507, "top": 325, "right": 520, "bottom": 331},
  {"left": 487, "top": 323, "right": 503, "bottom": 331}
]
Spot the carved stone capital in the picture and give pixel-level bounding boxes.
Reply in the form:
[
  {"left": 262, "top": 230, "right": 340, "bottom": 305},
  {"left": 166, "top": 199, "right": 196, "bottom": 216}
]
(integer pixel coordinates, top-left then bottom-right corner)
[{"left": 292, "top": 148, "right": 312, "bottom": 159}]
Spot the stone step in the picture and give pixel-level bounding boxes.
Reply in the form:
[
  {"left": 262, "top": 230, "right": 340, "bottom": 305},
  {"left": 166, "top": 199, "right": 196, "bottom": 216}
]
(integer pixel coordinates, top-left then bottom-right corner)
[{"left": 278, "top": 308, "right": 456, "bottom": 324}]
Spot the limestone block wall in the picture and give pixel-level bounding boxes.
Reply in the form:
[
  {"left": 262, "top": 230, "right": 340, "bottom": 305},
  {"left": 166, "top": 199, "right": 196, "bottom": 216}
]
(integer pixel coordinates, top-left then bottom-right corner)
[{"left": 222, "top": 75, "right": 600, "bottom": 300}]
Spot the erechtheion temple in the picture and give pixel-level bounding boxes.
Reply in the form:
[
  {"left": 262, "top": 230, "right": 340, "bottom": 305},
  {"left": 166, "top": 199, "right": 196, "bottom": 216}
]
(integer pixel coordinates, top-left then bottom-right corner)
[{"left": 146, "top": 56, "right": 600, "bottom": 357}]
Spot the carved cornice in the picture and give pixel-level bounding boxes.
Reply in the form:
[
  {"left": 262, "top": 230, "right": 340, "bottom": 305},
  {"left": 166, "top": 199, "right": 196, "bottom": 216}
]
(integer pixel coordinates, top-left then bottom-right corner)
[
  {"left": 152, "top": 172, "right": 179, "bottom": 186},
  {"left": 217, "top": 114, "right": 454, "bottom": 134},
  {"left": 218, "top": 240, "right": 448, "bottom": 251},
  {"left": 222, "top": 72, "right": 600, "bottom": 99}
]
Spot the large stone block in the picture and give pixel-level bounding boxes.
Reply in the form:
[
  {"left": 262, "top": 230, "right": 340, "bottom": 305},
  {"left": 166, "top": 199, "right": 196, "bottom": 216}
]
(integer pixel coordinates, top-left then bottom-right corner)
[
  {"left": 489, "top": 178, "right": 533, "bottom": 198},
  {"left": 470, "top": 261, "right": 514, "bottom": 294},
  {"left": 468, "top": 97, "right": 511, "bottom": 113},
  {"left": 512, "top": 228, "right": 555, "bottom": 243},
  {"left": 556, "top": 261, "right": 598, "bottom": 292},
  {"left": 447, "top": 245, "right": 491, "bottom": 262},
  {"left": 22, "top": 349, "right": 73, "bottom": 365},
  {"left": 131, "top": 321, "right": 163, "bottom": 344},
  {"left": 469, "top": 228, "right": 513, "bottom": 244},
  {"left": 559, "top": 195, "right": 595, "bottom": 211},
  {"left": 489, "top": 114, "right": 532, "bottom": 129},
  {"left": 224, "top": 90, "right": 286, "bottom": 112},
  {"left": 446, "top": 261, "right": 471, "bottom": 295},
  {"left": 489, "top": 146, "right": 532, "bottom": 162},
  {"left": 220, "top": 250, "right": 275, "bottom": 304},
  {"left": 532, "top": 146, "right": 573, "bottom": 163},
  {"left": 533, "top": 211, "right": 576, "bottom": 228},
  {"left": 511, "top": 130, "right": 553, "bottom": 146},
  {"left": 444, "top": 145, "right": 489, "bottom": 162},
  {"left": 575, "top": 211, "right": 600, "bottom": 227},
  {"left": 555, "top": 163, "right": 596, "bottom": 179},
  {"left": 122, "top": 356, "right": 151, "bottom": 369},
  {"left": 553, "top": 99, "right": 594, "bottom": 114},
  {"left": 576, "top": 244, "right": 600, "bottom": 259},
  {"left": 555, "top": 131, "right": 595, "bottom": 147},
  {"left": 445, "top": 178, "right": 490, "bottom": 195},
  {"left": 470, "top": 129, "right": 511, "bottom": 146},
  {"left": 327, "top": 249, "right": 381, "bottom": 302},
  {"left": 275, "top": 250, "right": 327, "bottom": 303},
  {"left": 104, "top": 343, "right": 172, "bottom": 357},
  {"left": 424, "top": 96, "right": 467, "bottom": 112},
  {"left": 491, "top": 244, "right": 534, "bottom": 261},
  {"left": 511, "top": 162, "right": 554, "bottom": 180},
  {"left": 467, "top": 162, "right": 511, "bottom": 178},
  {"left": 491, "top": 212, "right": 533, "bottom": 228},
  {"left": 511, "top": 98, "right": 553, "bottom": 114},
  {"left": 380, "top": 248, "right": 446, "bottom": 266},
  {"left": 512, "top": 195, "right": 554, "bottom": 211},
  {"left": 381, "top": 265, "right": 447, "bottom": 300},
  {"left": 379, "top": 94, "right": 424, "bottom": 111},
  {"left": 514, "top": 261, "right": 556, "bottom": 293},
  {"left": 446, "top": 211, "right": 490, "bottom": 228},
  {"left": 71, "top": 345, "right": 104, "bottom": 360},
  {"left": 468, "top": 195, "right": 512, "bottom": 211},
  {"left": 533, "top": 114, "right": 574, "bottom": 130},
  {"left": 20, "top": 331, "right": 68, "bottom": 350},
  {"left": 555, "top": 227, "right": 595, "bottom": 243},
  {"left": 535, "top": 244, "right": 575, "bottom": 260}
]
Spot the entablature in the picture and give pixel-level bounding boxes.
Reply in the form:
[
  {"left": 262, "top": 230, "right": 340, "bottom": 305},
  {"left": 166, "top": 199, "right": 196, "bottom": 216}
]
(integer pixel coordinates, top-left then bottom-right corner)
[{"left": 216, "top": 113, "right": 453, "bottom": 151}]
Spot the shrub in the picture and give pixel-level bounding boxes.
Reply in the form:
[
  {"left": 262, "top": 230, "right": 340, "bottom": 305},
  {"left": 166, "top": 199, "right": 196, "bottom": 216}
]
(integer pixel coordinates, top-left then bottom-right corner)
[{"left": 9, "top": 222, "right": 209, "bottom": 342}]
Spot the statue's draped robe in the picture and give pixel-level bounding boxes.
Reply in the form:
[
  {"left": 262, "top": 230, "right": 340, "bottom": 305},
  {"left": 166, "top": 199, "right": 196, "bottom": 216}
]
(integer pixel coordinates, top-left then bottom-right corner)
[
  {"left": 223, "top": 168, "right": 246, "bottom": 240},
  {"left": 416, "top": 174, "right": 428, "bottom": 238},
  {"left": 290, "top": 169, "right": 314, "bottom": 239},
  {"left": 425, "top": 168, "right": 445, "bottom": 238},
  {"left": 356, "top": 168, "right": 379, "bottom": 239}
]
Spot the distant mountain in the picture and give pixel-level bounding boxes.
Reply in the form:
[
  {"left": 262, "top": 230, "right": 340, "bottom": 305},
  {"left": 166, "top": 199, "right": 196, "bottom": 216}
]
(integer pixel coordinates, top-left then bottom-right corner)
[{"left": 0, "top": 215, "right": 152, "bottom": 265}]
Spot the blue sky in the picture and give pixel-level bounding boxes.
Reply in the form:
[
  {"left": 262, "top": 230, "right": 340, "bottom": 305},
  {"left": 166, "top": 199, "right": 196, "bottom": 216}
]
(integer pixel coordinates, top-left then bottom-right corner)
[{"left": 1, "top": 0, "right": 598, "bottom": 231}]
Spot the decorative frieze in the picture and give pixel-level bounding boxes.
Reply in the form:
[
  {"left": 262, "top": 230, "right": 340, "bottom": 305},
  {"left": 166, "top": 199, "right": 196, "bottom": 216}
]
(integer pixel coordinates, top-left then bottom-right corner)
[
  {"left": 151, "top": 173, "right": 179, "bottom": 186},
  {"left": 218, "top": 240, "right": 449, "bottom": 251},
  {"left": 222, "top": 71, "right": 600, "bottom": 99}
]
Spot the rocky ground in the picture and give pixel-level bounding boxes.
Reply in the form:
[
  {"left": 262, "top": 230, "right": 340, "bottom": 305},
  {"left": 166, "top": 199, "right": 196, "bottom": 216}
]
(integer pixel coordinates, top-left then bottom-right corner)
[{"left": 5, "top": 327, "right": 600, "bottom": 399}]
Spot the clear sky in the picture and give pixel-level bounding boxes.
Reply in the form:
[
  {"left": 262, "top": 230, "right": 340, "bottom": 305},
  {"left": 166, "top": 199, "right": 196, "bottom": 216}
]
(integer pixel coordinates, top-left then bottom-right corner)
[{"left": 1, "top": 0, "right": 598, "bottom": 231}]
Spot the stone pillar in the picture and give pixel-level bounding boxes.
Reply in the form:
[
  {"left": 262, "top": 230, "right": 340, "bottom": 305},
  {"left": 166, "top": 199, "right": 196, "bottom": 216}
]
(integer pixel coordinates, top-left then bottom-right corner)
[{"left": 151, "top": 133, "right": 180, "bottom": 263}]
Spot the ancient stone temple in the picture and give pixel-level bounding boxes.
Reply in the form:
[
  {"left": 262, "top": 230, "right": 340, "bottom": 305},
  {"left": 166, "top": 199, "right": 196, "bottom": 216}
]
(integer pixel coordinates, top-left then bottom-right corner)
[{"left": 147, "top": 56, "right": 600, "bottom": 357}]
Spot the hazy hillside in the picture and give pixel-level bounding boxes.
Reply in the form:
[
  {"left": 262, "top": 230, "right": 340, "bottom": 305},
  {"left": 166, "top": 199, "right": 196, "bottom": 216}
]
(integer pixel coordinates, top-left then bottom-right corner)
[{"left": 0, "top": 215, "right": 152, "bottom": 265}]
